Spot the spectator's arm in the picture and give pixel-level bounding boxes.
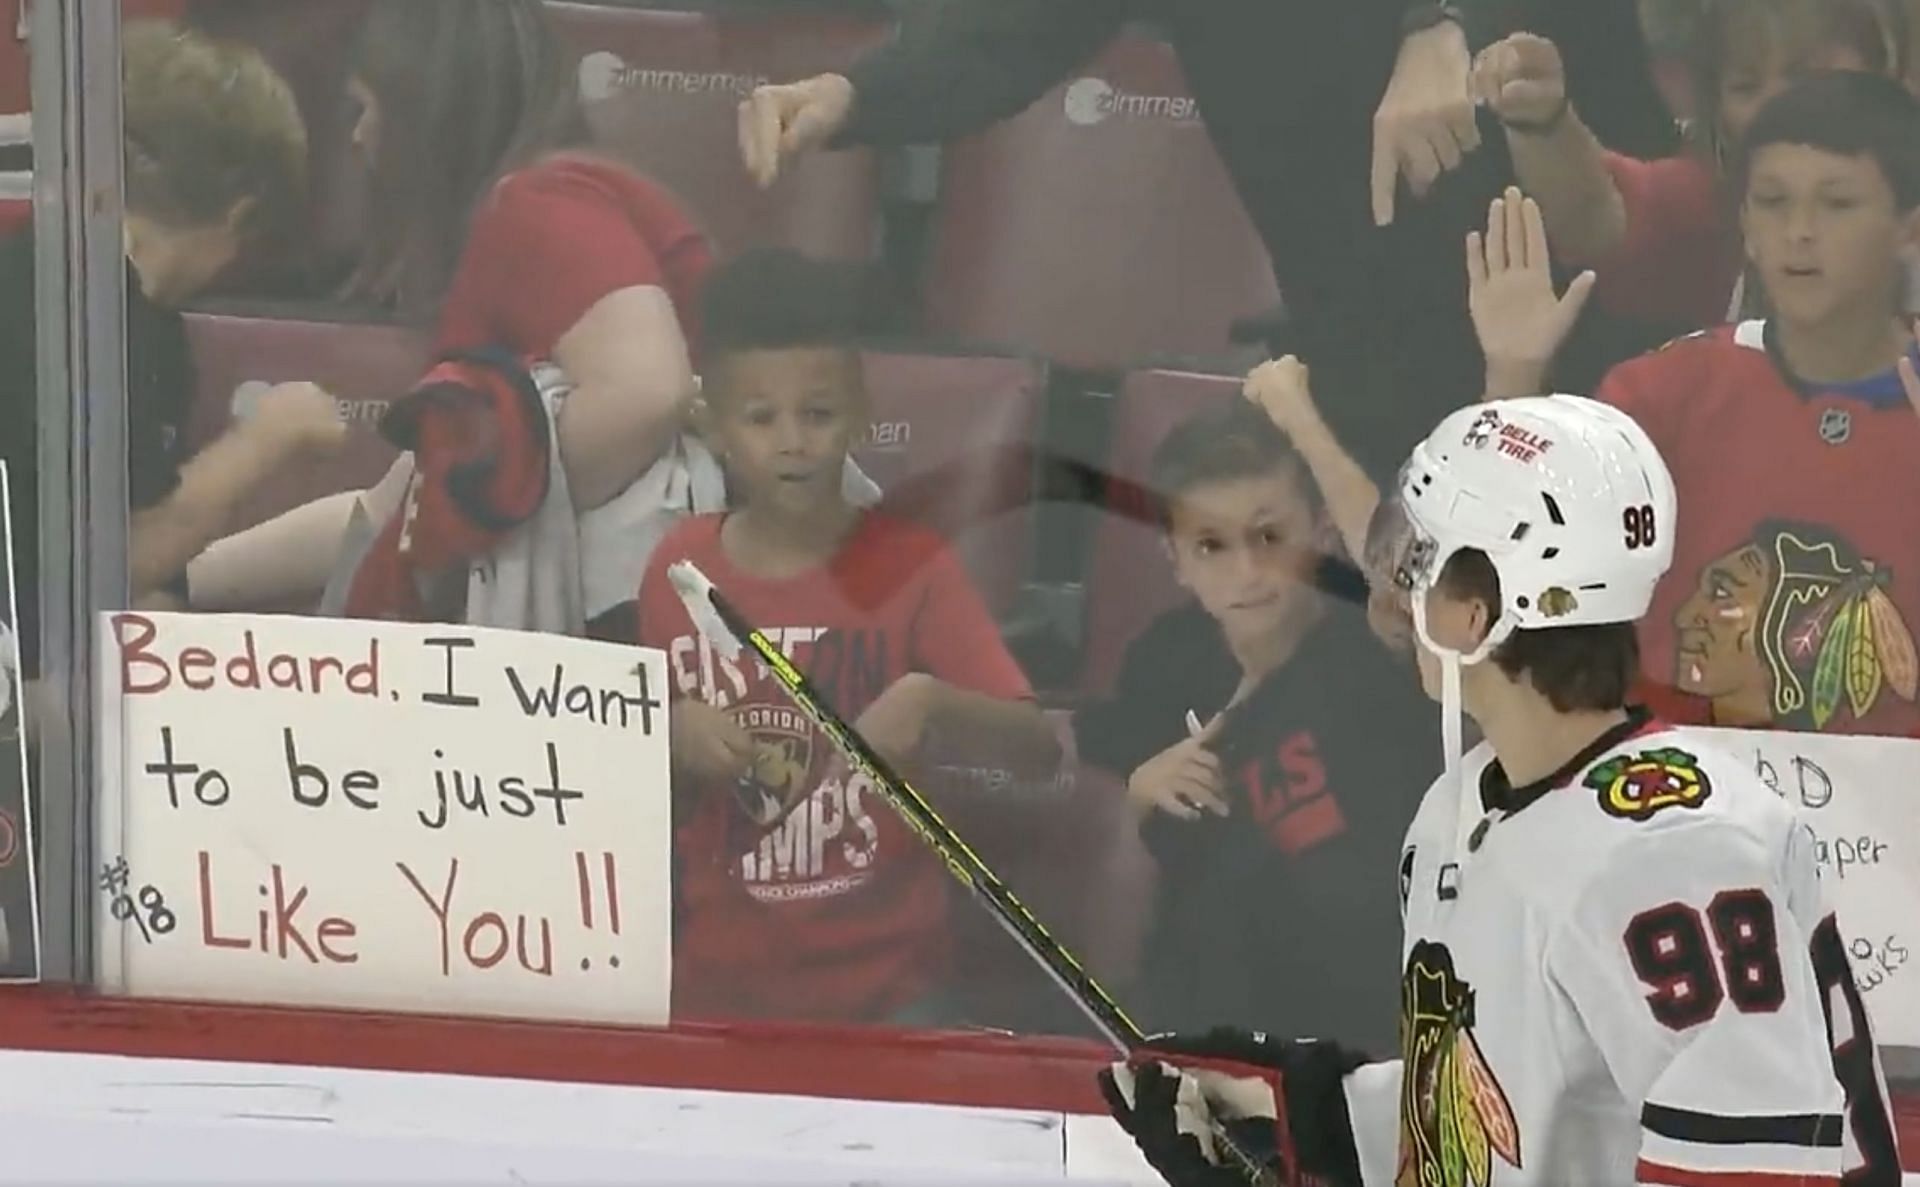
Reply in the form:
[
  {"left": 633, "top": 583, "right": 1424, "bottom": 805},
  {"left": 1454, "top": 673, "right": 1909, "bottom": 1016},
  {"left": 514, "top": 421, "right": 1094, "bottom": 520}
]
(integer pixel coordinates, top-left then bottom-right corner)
[
  {"left": 920, "top": 677, "right": 1060, "bottom": 772},
  {"left": 129, "top": 427, "right": 281, "bottom": 594},
  {"left": 1504, "top": 108, "right": 1625, "bottom": 264},
  {"left": 1471, "top": 32, "right": 1627, "bottom": 265},
  {"left": 1287, "top": 411, "right": 1379, "bottom": 574},
  {"left": 551, "top": 287, "right": 695, "bottom": 510},
  {"left": 1479, "top": 26, "right": 1723, "bottom": 328},
  {"left": 131, "top": 382, "right": 346, "bottom": 600},
  {"left": 837, "top": 0, "right": 1125, "bottom": 147},
  {"left": 185, "top": 460, "right": 408, "bottom": 611},
  {"left": 1244, "top": 359, "right": 1379, "bottom": 568},
  {"left": 453, "top": 166, "right": 705, "bottom": 511},
  {"left": 1072, "top": 611, "right": 1189, "bottom": 779},
  {"left": 905, "top": 545, "right": 1060, "bottom": 775}
]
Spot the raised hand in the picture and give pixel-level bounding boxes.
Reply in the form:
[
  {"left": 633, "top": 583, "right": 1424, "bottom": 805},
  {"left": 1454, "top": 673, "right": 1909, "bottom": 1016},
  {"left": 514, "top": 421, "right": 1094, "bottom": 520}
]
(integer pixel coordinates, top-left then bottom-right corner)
[
  {"left": 1242, "top": 356, "right": 1319, "bottom": 441},
  {"left": 1467, "top": 187, "right": 1595, "bottom": 398}
]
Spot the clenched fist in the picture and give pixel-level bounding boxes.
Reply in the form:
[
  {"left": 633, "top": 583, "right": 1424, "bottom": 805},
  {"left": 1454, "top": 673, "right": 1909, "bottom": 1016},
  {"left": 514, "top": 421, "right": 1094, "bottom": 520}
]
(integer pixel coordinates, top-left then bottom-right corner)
[
  {"left": 1242, "top": 356, "right": 1320, "bottom": 442},
  {"left": 1471, "top": 33, "right": 1569, "bottom": 134},
  {"left": 245, "top": 382, "right": 348, "bottom": 458},
  {"left": 737, "top": 73, "right": 856, "bottom": 189}
]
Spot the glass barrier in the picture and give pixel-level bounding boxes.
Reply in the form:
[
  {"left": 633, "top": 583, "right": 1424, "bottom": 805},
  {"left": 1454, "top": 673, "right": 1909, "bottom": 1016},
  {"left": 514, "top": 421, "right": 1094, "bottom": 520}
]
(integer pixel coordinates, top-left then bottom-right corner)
[{"left": 19, "top": 0, "right": 1918, "bottom": 1147}]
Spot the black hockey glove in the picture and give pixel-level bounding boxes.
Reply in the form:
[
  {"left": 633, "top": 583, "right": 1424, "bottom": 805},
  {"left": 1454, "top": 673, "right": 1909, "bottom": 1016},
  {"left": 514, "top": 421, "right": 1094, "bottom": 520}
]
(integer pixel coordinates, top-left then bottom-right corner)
[{"left": 1097, "top": 1028, "right": 1369, "bottom": 1187}]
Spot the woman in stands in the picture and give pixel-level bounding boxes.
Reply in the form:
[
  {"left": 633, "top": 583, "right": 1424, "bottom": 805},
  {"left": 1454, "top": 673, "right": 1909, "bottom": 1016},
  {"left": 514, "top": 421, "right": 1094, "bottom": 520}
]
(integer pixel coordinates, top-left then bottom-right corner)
[{"left": 187, "top": 0, "right": 712, "bottom": 630}]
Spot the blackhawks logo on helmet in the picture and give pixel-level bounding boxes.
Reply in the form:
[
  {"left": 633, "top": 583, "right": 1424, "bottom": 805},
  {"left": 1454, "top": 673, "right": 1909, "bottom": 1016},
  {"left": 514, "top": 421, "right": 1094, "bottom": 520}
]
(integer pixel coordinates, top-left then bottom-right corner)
[
  {"left": 1396, "top": 940, "right": 1521, "bottom": 1187},
  {"left": 1585, "top": 747, "right": 1712, "bottom": 821}
]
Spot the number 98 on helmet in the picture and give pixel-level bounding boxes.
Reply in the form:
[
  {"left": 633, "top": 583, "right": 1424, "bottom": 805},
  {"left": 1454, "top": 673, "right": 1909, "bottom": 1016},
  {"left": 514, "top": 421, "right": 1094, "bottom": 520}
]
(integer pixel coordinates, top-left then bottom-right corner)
[{"left": 1370, "top": 395, "right": 1678, "bottom": 663}]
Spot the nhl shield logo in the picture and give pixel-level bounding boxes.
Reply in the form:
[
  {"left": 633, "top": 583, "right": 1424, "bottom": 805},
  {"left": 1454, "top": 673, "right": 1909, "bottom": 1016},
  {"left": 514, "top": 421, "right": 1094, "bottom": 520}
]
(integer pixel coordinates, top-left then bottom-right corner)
[{"left": 1817, "top": 408, "right": 1852, "bottom": 445}]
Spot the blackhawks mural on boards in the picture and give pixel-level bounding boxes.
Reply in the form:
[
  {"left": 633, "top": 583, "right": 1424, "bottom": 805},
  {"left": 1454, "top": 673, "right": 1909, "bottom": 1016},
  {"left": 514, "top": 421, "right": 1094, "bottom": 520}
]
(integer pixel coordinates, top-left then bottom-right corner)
[{"left": 1672, "top": 521, "right": 1916, "bottom": 732}]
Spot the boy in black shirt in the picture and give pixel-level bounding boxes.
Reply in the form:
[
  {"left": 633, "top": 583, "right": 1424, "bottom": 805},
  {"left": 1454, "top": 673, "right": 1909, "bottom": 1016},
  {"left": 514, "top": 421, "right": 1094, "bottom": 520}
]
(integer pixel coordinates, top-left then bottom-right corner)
[
  {"left": 0, "top": 22, "right": 343, "bottom": 681},
  {"left": 1073, "top": 400, "right": 1436, "bottom": 1050}
]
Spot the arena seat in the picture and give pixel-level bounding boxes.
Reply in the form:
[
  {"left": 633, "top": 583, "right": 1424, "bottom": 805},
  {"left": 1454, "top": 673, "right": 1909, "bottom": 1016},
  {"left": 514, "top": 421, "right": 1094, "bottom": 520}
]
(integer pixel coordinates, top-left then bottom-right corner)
[
  {"left": 1076, "top": 368, "right": 1242, "bottom": 695},
  {"left": 857, "top": 351, "right": 1044, "bottom": 616},
  {"left": 922, "top": 30, "right": 1279, "bottom": 372},
  {"left": 181, "top": 315, "right": 1040, "bottom": 611},
  {"left": 547, "top": 2, "right": 885, "bottom": 260}
]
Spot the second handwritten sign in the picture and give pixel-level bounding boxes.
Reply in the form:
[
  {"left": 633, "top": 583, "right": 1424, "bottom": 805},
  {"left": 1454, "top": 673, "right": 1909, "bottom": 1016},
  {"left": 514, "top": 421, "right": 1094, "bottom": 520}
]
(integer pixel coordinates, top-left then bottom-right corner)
[{"left": 1701, "top": 727, "right": 1918, "bottom": 1050}]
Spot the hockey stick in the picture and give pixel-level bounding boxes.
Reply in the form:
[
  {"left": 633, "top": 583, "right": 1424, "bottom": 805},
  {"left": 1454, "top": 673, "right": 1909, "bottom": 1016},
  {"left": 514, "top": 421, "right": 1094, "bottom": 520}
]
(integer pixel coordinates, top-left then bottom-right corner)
[{"left": 667, "top": 560, "right": 1277, "bottom": 1187}]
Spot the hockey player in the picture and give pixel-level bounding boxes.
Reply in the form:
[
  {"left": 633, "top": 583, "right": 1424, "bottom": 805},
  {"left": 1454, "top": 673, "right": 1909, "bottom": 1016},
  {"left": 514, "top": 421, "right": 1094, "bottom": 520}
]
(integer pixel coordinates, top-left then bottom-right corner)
[{"left": 1099, "top": 394, "right": 1901, "bottom": 1187}]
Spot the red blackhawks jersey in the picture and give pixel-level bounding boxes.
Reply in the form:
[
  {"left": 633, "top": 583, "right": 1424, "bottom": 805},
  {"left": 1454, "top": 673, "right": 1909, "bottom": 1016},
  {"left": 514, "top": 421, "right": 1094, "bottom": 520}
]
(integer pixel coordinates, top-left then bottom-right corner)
[
  {"left": 636, "top": 512, "right": 1034, "bottom": 1022},
  {"left": 1598, "top": 321, "right": 1920, "bottom": 737},
  {"left": 1339, "top": 713, "right": 1899, "bottom": 1187}
]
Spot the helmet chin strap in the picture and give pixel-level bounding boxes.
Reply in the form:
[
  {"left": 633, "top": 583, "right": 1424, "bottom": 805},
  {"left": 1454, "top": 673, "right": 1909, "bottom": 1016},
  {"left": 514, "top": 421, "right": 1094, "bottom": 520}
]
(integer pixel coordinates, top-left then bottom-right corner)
[{"left": 1411, "top": 589, "right": 1515, "bottom": 883}]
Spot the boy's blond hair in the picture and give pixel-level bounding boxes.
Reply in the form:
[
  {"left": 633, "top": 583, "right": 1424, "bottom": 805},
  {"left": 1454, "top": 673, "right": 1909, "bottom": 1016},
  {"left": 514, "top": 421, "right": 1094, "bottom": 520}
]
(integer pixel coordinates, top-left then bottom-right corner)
[{"left": 122, "top": 20, "right": 307, "bottom": 246}]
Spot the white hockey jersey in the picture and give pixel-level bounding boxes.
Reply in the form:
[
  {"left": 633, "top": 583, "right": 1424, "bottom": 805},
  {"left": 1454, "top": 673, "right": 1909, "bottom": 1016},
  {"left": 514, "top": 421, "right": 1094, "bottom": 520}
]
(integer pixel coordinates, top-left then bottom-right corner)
[{"left": 1340, "top": 711, "right": 1900, "bottom": 1187}]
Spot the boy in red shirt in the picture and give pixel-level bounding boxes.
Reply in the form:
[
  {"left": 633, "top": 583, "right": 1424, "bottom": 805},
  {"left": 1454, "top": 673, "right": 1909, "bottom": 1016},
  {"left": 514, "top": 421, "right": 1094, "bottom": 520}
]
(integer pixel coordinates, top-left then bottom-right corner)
[
  {"left": 1477, "top": 73, "right": 1920, "bottom": 737},
  {"left": 636, "top": 248, "right": 1058, "bottom": 1025}
]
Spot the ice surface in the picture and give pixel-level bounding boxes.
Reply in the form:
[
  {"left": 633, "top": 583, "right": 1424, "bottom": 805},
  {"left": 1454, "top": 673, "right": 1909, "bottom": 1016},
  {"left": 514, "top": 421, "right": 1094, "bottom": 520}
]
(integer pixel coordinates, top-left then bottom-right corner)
[{"left": 0, "top": 1047, "right": 1156, "bottom": 1184}]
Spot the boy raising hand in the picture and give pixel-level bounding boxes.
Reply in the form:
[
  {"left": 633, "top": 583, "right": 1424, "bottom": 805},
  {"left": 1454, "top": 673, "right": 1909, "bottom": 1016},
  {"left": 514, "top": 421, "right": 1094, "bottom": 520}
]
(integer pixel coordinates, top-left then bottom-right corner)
[{"left": 1470, "top": 74, "right": 1920, "bottom": 736}]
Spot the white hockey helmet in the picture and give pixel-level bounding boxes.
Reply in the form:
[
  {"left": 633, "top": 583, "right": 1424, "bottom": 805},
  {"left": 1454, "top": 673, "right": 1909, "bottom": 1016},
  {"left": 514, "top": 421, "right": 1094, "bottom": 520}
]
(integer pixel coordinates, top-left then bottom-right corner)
[{"left": 1376, "top": 394, "right": 1677, "bottom": 663}]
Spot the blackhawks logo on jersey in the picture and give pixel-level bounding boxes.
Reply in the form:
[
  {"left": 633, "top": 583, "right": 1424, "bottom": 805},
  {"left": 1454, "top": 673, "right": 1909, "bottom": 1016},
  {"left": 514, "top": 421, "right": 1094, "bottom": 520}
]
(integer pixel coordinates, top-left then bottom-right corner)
[
  {"left": 1585, "top": 747, "right": 1712, "bottom": 821},
  {"left": 1396, "top": 940, "right": 1521, "bottom": 1187}
]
